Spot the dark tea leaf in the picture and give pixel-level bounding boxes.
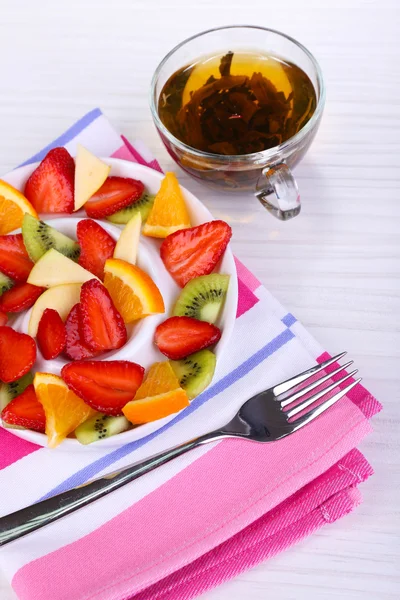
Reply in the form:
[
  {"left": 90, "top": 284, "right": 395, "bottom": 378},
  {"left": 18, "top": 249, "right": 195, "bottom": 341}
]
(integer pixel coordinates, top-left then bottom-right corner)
[{"left": 219, "top": 51, "right": 234, "bottom": 76}]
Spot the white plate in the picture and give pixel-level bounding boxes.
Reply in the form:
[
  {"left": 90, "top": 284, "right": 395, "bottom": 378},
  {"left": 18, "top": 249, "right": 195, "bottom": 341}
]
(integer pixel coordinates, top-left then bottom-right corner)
[{"left": 1, "top": 158, "right": 238, "bottom": 450}]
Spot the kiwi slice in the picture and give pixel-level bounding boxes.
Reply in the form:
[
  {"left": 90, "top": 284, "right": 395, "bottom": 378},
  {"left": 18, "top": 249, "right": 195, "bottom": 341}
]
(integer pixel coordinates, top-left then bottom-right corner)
[
  {"left": 22, "top": 214, "right": 80, "bottom": 262},
  {"left": 75, "top": 413, "right": 131, "bottom": 445},
  {"left": 106, "top": 192, "right": 155, "bottom": 224},
  {"left": 0, "top": 372, "right": 33, "bottom": 411},
  {"left": 170, "top": 350, "right": 216, "bottom": 400},
  {"left": 173, "top": 274, "right": 229, "bottom": 324},
  {"left": 0, "top": 271, "right": 13, "bottom": 296}
]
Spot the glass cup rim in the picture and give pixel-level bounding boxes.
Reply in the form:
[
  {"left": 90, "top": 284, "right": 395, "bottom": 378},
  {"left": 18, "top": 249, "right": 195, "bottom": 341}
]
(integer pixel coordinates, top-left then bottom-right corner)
[{"left": 149, "top": 24, "right": 325, "bottom": 164}]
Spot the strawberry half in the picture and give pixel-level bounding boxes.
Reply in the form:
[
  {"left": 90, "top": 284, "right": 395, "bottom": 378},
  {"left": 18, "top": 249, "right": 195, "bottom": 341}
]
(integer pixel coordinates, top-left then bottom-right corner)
[
  {"left": 37, "top": 308, "right": 67, "bottom": 360},
  {"left": 64, "top": 303, "right": 101, "bottom": 361},
  {"left": 24, "top": 147, "right": 75, "bottom": 213},
  {"left": 84, "top": 176, "right": 144, "bottom": 219},
  {"left": 1, "top": 384, "right": 46, "bottom": 432},
  {"left": 155, "top": 316, "right": 221, "bottom": 360},
  {"left": 0, "top": 282, "right": 45, "bottom": 313},
  {"left": 77, "top": 219, "right": 116, "bottom": 280},
  {"left": 80, "top": 279, "right": 127, "bottom": 352},
  {"left": 0, "top": 234, "right": 34, "bottom": 282},
  {"left": 61, "top": 360, "right": 145, "bottom": 415},
  {"left": 0, "top": 326, "right": 36, "bottom": 383},
  {"left": 0, "top": 312, "right": 7, "bottom": 326},
  {"left": 160, "top": 220, "right": 232, "bottom": 287}
]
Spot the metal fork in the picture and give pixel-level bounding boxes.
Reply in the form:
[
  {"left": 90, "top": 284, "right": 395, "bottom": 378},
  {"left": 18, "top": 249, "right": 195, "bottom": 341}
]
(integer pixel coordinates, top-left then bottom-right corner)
[{"left": 0, "top": 352, "right": 360, "bottom": 547}]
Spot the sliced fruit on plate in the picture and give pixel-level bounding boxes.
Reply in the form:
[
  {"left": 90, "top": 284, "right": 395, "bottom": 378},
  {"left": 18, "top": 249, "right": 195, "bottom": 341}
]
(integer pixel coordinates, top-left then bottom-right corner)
[
  {"left": 107, "top": 191, "right": 155, "bottom": 224},
  {"left": 0, "top": 311, "right": 7, "bottom": 327},
  {"left": 173, "top": 273, "right": 230, "bottom": 324},
  {"left": 61, "top": 360, "right": 145, "bottom": 415},
  {"left": 0, "top": 282, "right": 45, "bottom": 313},
  {"left": 22, "top": 214, "right": 80, "bottom": 262},
  {"left": 75, "top": 412, "right": 130, "bottom": 445},
  {"left": 0, "top": 271, "right": 14, "bottom": 296},
  {"left": 113, "top": 213, "right": 141, "bottom": 265},
  {"left": 28, "top": 282, "right": 82, "bottom": 337},
  {"left": 103, "top": 258, "right": 165, "bottom": 323},
  {"left": 37, "top": 308, "right": 67, "bottom": 360},
  {"left": 1, "top": 384, "right": 46, "bottom": 433},
  {"left": 34, "top": 372, "right": 95, "bottom": 448},
  {"left": 170, "top": 349, "right": 216, "bottom": 400},
  {"left": 84, "top": 176, "right": 144, "bottom": 219},
  {"left": 64, "top": 303, "right": 101, "bottom": 361},
  {"left": 122, "top": 361, "right": 189, "bottom": 425},
  {"left": 0, "top": 327, "right": 36, "bottom": 383},
  {"left": 0, "top": 372, "right": 33, "bottom": 411},
  {"left": 0, "top": 233, "right": 34, "bottom": 282},
  {"left": 24, "top": 147, "right": 75, "bottom": 214},
  {"left": 142, "top": 172, "right": 191, "bottom": 238},
  {"left": 155, "top": 316, "right": 221, "bottom": 360},
  {"left": 80, "top": 279, "right": 127, "bottom": 352},
  {"left": 160, "top": 220, "right": 232, "bottom": 287},
  {"left": 27, "top": 248, "right": 98, "bottom": 288},
  {"left": 0, "top": 180, "right": 38, "bottom": 236},
  {"left": 77, "top": 219, "right": 116, "bottom": 280},
  {"left": 74, "top": 145, "right": 111, "bottom": 211}
]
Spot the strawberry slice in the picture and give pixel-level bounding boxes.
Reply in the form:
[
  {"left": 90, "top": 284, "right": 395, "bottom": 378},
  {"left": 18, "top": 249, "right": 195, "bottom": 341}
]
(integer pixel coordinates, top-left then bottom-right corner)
[
  {"left": 77, "top": 219, "right": 116, "bottom": 280},
  {"left": 80, "top": 279, "right": 127, "bottom": 352},
  {"left": 0, "top": 234, "right": 34, "bottom": 282},
  {"left": 84, "top": 176, "right": 144, "bottom": 219},
  {"left": 61, "top": 360, "right": 145, "bottom": 415},
  {"left": 0, "top": 326, "right": 36, "bottom": 383},
  {"left": 155, "top": 316, "right": 221, "bottom": 360},
  {"left": 0, "top": 282, "right": 45, "bottom": 313},
  {"left": 160, "top": 220, "right": 232, "bottom": 287},
  {"left": 24, "top": 147, "right": 75, "bottom": 213},
  {"left": 0, "top": 312, "right": 7, "bottom": 326},
  {"left": 37, "top": 308, "right": 67, "bottom": 360},
  {"left": 64, "top": 303, "right": 101, "bottom": 361},
  {"left": 1, "top": 384, "right": 45, "bottom": 432}
]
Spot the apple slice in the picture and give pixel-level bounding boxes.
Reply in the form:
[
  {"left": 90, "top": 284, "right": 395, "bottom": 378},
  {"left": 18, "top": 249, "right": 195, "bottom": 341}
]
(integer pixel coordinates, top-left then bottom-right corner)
[
  {"left": 74, "top": 145, "right": 111, "bottom": 211},
  {"left": 28, "top": 283, "right": 82, "bottom": 337},
  {"left": 113, "top": 213, "right": 141, "bottom": 265},
  {"left": 28, "top": 249, "right": 99, "bottom": 288}
]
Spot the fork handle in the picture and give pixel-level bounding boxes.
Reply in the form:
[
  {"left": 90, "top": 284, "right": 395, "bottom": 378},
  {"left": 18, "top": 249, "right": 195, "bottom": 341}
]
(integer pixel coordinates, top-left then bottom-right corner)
[{"left": 0, "top": 430, "right": 224, "bottom": 547}]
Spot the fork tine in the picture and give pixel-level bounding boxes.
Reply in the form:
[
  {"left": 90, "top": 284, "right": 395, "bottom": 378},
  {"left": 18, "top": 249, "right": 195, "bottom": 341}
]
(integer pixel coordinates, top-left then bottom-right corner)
[
  {"left": 291, "top": 377, "right": 362, "bottom": 430},
  {"left": 273, "top": 352, "right": 347, "bottom": 396},
  {"left": 286, "top": 370, "right": 358, "bottom": 419},
  {"left": 280, "top": 360, "right": 354, "bottom": 408}
]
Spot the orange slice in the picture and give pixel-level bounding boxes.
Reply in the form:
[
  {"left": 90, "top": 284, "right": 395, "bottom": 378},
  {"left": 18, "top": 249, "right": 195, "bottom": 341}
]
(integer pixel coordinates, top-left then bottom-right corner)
[
  {"left": 0, "top": 180, "right": 38, "bottom": 235},
  {"left": 122, "top": 361, "right": 189, "bottom": 424},
  {"left": 142, "top": 172, "right": 191, "bottom": 238},
  {"left": 34, "top": 372, "right": 95, "bottom": 448},
  {"left": 103, "top": 258, "right": 165, "bottom": 322}
]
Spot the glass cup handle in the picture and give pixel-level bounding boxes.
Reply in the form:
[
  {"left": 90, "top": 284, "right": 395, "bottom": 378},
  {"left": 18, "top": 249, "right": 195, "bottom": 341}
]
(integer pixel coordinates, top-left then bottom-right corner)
[{"left": 255, "top": 163, "right": 301, "bottom": 220}]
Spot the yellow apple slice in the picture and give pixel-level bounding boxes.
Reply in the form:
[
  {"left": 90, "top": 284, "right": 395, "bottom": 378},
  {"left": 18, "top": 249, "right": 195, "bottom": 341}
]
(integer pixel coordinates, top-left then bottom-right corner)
[
  {"left": 74, "top": 144, "right": 111, "bottom": 211},
  {"left": 27, "top": 249, "right": 98, "bottom": 288},
  {"left": 28, "top": 283, "right": 82, "bottom": 337},
  {"left": 113, "top": 213, "right": 141, "bottom": 265}
]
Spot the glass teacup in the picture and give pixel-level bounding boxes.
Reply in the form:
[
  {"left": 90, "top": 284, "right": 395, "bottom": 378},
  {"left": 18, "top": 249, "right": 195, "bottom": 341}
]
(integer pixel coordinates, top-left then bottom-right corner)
[{"left": 150, "top": 25, "right": 325, "bottom": 220}]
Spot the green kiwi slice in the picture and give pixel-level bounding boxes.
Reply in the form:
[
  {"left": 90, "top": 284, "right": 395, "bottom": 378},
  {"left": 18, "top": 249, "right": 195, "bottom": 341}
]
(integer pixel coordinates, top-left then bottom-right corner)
[
  {"left": 106, "top": 192, "right": 155, "bottom": 224},
  {"left": 0, "top": 271, "right": 13, "bottom": 296},
  {"left": 22, "top": 214, "right": 80, "bottom": 262},
  {"left": 170, "top": 350, "right": 216, "bottom": 400},
  {"left": 173, "top": 274, "right": 229, "bottom": 324},
  {"left": 0, "top": 372, "right": 33, "bottom": 411},
  {"left": 75, "top": 413, "right": 131, "bottom": 445}
]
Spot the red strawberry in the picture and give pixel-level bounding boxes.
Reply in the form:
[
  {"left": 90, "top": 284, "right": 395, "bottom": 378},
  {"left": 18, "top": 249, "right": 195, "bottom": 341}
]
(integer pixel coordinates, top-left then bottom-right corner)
[
  {"left": 77, "top": 219, "right": 116, "bottom": 280},
  {"left": 1, "top": 384, "right": 46, "bottom": 432},
  {"left": 64, "top": 303, "right": 101, "bottom": 361},
  {"left": 24, "top": 147, "right": 75, "bottom": 213},
  {"left": 0, "top": 312, "right": 7, "bottom": 326},
  {"left": 37, "top": 308, "right": 67, "bottom": 360},
  {"left": 61, "top": 360, "right": 145, "bottom": 415},
  {"left": 80, "top": 279, "right": 127, "bottom": 352},
  {"left": 0, "top": 234, "right": 34, "bottom": 282},
  {"left": 0, "top": 326, "right": 36, "bottom": 383},
  {"left": 0, "top": 282, "right": 45, "bottom": 313},
  {"left": 155, "top": 316, "right": 221, "bottom": 360},
  {"left": 84, "top": 176, "right": 144, "bottom": 219}
]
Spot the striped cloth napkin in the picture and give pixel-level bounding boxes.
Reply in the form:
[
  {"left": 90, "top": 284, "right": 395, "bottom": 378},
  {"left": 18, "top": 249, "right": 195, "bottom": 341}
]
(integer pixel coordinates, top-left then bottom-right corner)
[{"left": 0, "top": 109, "right": 381, "bottom": 600}]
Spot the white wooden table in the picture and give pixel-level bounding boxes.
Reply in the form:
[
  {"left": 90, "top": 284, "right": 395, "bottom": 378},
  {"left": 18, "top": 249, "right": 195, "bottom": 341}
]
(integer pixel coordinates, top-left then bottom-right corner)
[{"left": 0, "top": 0, "right": 399, "bottom": 598}]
